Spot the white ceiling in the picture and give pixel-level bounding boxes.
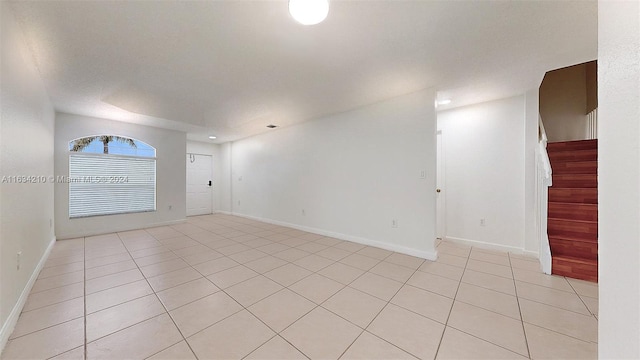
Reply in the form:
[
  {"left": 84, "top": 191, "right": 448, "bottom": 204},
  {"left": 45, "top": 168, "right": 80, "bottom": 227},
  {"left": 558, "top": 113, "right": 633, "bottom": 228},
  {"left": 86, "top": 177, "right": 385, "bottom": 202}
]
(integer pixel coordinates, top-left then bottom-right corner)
[{"left": 10, "top": 0, "right": 597, "bottom": 143}]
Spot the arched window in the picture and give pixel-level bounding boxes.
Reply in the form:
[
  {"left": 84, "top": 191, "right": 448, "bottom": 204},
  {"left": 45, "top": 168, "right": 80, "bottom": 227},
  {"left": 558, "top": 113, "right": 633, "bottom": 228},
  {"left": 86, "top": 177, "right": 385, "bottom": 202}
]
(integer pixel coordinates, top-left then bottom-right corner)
[{"left": 68, "top": 135, "right": 156, "bottom": 218}]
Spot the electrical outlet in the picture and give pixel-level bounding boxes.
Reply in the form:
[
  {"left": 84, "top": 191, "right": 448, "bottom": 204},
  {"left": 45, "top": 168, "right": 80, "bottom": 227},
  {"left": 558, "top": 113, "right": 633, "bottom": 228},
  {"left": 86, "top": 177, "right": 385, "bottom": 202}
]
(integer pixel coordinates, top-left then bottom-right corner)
[
  {"left": 17, "top": 251, "right": 22, "bottom": 270},
  {"left": 392, "top": 219, "right": 398, "bottom": 228},
  {"left": 420, "top": 170, "right": 426, "bottom": 179},
  {"left": 237, "top": 200, "right": 241, "bottom": 206},
  {"left": 480, "top": 218, "right": 486, "bottom": 226},
  {"left": 301, "top": 209, "right": 305, "bottom": 216}
]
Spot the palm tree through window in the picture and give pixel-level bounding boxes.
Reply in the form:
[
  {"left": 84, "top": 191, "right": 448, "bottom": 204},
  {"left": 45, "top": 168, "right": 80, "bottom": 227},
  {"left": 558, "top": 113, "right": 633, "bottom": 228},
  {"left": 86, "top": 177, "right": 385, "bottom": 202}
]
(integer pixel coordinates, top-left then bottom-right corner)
[{"left": 70, "top": 135, "right": 137, "bottom": 154}]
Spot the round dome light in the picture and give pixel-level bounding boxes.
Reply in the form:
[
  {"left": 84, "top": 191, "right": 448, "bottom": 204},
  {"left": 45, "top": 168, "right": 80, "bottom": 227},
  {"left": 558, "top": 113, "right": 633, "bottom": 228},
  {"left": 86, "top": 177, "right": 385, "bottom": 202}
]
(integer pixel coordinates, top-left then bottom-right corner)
[{"left": 289, "top": 0, "right": 329, "bottom": 25}]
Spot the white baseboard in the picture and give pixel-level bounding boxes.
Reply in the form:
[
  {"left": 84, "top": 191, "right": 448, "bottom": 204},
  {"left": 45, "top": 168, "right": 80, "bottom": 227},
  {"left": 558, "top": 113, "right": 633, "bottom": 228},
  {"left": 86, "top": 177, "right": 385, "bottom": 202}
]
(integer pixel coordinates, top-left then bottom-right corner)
[
  {"left": 445, "top": 236, "right": 539, "bottom": 258},
  {"left": 57, "top": 218, "right": 187, "bottom": 240},
  {"left": 0, "top": 236, "right": 56, "bottom": 353},
  {"left": 228, "top": 212, "right": 438, "bottom": 261}
]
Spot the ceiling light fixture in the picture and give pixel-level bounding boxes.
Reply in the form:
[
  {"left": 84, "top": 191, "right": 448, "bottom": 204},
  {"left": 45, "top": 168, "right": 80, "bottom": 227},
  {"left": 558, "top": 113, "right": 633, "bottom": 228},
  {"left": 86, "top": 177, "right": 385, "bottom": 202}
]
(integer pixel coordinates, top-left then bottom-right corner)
[
  {"left": 208, "top": 135, "right": 217, "bottom": 140},
  {"left": 437, "top": 99, "right": 452, "bottom": 106},
  {"left": 289, "top": 0, "right": 329, "bottom": 25}
]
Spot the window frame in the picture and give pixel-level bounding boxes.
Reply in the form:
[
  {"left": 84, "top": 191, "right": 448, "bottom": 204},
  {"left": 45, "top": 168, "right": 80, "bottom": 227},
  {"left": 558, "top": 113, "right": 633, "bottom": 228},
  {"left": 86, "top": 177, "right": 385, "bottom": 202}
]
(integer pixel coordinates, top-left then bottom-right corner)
[{"left": 66, "top": 134, "right": 158, "bottom": 220}]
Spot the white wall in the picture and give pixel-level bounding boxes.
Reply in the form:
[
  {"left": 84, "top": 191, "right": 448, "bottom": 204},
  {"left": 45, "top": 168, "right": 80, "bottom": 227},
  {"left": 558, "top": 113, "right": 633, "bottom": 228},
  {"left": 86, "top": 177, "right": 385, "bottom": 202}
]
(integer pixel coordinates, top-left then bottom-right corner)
[
  {"left": 54, "top": 113, "right": 187, "bottom": 238},
  {"left": 186, "top": 141, "right": 222, "bottom": 212},
  {"left": 218, "top": 142, "right": 233, "bottom": 213},
  {"left": 0, "top": 2, "right": 56, "bottom": 350},
  {"left": 539, "top": 63, "right": 590, "bottom": 142},
  {"left": 524, "top": 88, "right": 541, "bottom": 254},
  {"left": 438, "top": 95, "right": 532, "bottom": 253},
  {"left": 229, "top": 89, "right": 438, "bottom": 259},
  {"left": 598, "top": 0, "right": 640, "bottom": 358}
]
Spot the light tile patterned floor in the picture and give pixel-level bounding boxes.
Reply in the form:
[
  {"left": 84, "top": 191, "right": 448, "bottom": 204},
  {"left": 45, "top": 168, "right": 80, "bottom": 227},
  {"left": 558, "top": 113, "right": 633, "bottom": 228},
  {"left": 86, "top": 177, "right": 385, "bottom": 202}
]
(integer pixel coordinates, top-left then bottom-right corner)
[{"left": 2, "top": 214, "right": 598, "bottom": 359}]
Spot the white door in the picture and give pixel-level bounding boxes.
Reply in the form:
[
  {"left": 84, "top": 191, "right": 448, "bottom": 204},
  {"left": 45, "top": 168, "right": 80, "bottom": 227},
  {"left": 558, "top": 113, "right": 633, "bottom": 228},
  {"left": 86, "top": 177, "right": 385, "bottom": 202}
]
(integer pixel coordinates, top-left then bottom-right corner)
[
  {"left": 436, "top": 131, "right": 445, "bottom": 239},
  {"left": 186, "top": 154, "right": 213, "bottom": 216}
]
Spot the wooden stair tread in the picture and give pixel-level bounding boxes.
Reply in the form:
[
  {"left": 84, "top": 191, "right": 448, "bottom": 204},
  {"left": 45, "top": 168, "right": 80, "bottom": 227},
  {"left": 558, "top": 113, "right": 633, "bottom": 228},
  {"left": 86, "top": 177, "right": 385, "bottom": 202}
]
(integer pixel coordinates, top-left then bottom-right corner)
[
  {"left": 549, "top": 188, "right": 598, "bottom": 204},
  {"left": 551, "top": 174, "right": 597, "bottom": 188},
  {"left": 549, "top": 238, "right": 597, "bottom": 260},
  {"left": 552, "top": 256, "right": 598, "bottom": 282},
  {"left": 548, "top": 217, "right": 597, "bottom": 224},
  {"left": 547, "top": 232, "right": 597, "bottom": 243},
  {"left": 552, "top": 174, "right": 597, "bottom": 179},
  {"left": 549, "top": 161, "right": 597, "bottom": 175},
  {"left": 547, "top": 140, "right": 598, "bottom": 282},
  {"left": 548, "top": 149, "right": 597, "bottom": 162},
  {"left": 549, "top": 235, "right": 598, "bottom": 244},
  {"left": 548, "top": 201, "right": 598, "bottom": 206},
  {"left": 547, "top": 139, "right": 598, "bottom": 151},
  {"left": 552, "top": 255, "right": 597, "bottom": 264}
]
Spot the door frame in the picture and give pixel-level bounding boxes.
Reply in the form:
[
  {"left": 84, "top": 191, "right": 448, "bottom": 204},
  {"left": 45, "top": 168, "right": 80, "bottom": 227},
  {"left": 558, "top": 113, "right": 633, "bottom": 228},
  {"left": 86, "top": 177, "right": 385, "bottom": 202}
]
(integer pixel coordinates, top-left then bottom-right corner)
[{"left": 436, "top": 130, "right": 446, "bottom": 239}]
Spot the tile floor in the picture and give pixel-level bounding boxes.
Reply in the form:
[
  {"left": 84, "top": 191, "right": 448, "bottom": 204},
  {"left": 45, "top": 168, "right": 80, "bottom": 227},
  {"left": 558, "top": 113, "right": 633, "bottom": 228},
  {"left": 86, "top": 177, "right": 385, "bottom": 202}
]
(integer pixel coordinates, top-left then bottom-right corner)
[{"left": 2, "top": 214, "right": 598, "bottom": 359}]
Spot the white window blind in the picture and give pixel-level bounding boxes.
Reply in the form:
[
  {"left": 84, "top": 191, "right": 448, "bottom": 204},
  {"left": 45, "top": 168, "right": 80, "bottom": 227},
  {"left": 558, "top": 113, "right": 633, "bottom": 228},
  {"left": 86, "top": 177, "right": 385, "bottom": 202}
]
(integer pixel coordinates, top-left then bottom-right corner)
[{"left": 69, "top": 153, "right": 156, "bottom": 218}]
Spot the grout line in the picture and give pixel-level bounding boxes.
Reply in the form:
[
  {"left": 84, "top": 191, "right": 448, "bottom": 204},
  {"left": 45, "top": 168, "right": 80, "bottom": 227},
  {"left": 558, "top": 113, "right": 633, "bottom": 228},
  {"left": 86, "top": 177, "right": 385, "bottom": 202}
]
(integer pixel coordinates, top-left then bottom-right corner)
[
  {"left": 432, "top": 244, "right": 471, "bottom": 359},
  {"left": 444, "top": 325, "right": 532, "bottom": 359},
  {"left": 565, "top": 277, "right": 598, "bottom": 319},
  {"left": 83, "top": 236, "right": 88, "bottom": 360},
  {"left": 28, "top": 277, "right": 85, "bottom": 295},
  {"left": 7, "top": 316, "right": 84, "bottom": 343},
  {"left": 510, "top": 270, "right": 580, "bottom": 294},
  {"left": 508, "top": 252, "right": 532, "bottom": 359},
  {"left": 521, "top": 319, "right": 599, "bottom": 345},
  {"left": 116, "top": 231, "right": 203, "bottom": 360},
  {"left": 37, "top": 215, "right": 596, "bottom": 360},
  {"left": 142, "top": 339, "right": 186, "bottom": 360},
  {"left": 336, "top": 260, "right": 425, "bottom": 360},
  {"left": 515, "top": 296, "right": 597, "bottom": 317},
  {"left": 19, "top": 291, "right": 85, "bottom": 314},
  {"left": 233, "top": 248, "right": 388, "bottom": 358},
  {"left": 142, "top": 221, "right": 331, "bottom": 358}
]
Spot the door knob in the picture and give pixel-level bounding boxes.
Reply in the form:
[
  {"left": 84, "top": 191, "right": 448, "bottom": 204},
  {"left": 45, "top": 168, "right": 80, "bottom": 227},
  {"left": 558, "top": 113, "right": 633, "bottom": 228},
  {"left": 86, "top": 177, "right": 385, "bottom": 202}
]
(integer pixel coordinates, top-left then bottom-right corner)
[
  {"left": 208, "top": 181, "right": 212, "bottom": 187},
  {"left": 436, "top": 189, "right": 441, "bottom": 193}
]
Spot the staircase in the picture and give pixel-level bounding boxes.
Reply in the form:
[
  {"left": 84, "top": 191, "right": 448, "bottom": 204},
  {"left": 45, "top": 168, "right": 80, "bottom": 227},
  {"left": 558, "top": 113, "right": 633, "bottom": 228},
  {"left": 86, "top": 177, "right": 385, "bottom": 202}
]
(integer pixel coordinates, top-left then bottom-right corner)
[{"left": 547, "top": 139, "right": 598, "bottom": 282}]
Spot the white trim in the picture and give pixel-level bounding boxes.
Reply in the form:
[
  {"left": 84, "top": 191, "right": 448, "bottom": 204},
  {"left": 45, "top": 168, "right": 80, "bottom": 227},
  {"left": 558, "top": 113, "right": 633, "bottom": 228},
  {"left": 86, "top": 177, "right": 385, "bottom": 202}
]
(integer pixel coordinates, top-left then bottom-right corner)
[
  {"left": 586, "top": 108, "right": 597, "bottom": 140},
  {"left": 445, "top": 236, "right": 538, "bottom": 257},
  {"left": 227, "top": 212, "right": 438, "bottom": 261},
  {"left": 522, "top": 250, "right": 540, "bottom": 258},
  {"left": 57, "top": 218, "right": 186, "bottom": 239},
  {"left": 0, "top": 236, "right": 56, "bottom": 353},
  {"left": 536, "top": 115, "right": 553, "bottom": 275}
]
